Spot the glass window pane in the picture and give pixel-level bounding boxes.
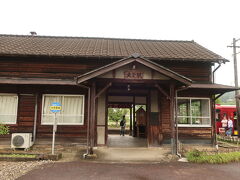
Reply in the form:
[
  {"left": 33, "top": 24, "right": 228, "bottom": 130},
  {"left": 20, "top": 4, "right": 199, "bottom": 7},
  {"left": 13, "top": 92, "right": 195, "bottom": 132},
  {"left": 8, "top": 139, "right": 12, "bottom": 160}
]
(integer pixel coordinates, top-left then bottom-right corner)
[
  {"left": 63, "top": 96, "right": 83, "bottom": 115},
  {"left": 192, "top": 117, "right": 201, "bottom": 124},
  {"left": 201, "top": 118, "right": 211, "bottom": 125},
  {"left": 0, "top": 95, "right": 18, "bottom": 124},
  {"left": 177, "top": 98, "right": 210, "bottom": 126},
  {"left": 191, "top": 99, "right": 210, "bottom": 117},
  {"left": 62, "top": 115, "right": 83, "bottom": 124},
  {"left": 42, "top": 95, "right": 84, "bottom": 125},
  {"left": 192, "top": 118, "right": 211, "bottom": 125},
  {"left": 191, "top": 100, "right": 201, "bottom": 117},
  {"left": 178, "top": 117, "right": 190, "bottom": 124},
  {"left": 178, "top": 99, "right": 190, "bottom": 117},
  {"left": 43, "top": 96, "right": 62, "bottom": 115}
]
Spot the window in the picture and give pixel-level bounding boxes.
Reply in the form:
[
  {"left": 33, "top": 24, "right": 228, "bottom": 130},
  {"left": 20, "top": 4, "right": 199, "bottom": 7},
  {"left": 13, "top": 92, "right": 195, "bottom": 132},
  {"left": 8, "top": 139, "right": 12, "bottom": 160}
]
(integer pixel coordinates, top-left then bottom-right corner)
[
  {"left": 177, "top": 98, "right": 211, "bottom": 127},
  {"left": 0, "top": 94, "right": 18, "bottom": 124},
  {"left": 42, "top": 94, "right": 84, "bottom": 125}
]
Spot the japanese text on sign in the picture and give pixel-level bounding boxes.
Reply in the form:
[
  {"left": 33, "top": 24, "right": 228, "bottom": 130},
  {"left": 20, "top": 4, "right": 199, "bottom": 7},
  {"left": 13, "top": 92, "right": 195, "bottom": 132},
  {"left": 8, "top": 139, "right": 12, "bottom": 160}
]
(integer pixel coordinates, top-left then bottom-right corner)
[
  {"left": 124, "top": 70, "right": 144, "bottom": 79},
  {"left": 50, "top": 106, "right": 62, "bottom": 111}
]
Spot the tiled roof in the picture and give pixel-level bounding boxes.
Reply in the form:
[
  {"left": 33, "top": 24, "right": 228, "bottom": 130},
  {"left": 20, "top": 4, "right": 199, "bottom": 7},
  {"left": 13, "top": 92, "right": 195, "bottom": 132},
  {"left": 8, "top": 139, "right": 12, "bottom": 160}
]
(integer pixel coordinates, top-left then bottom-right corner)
[{"left": 0, "top": 34, "right": 227, "bottom": 62}]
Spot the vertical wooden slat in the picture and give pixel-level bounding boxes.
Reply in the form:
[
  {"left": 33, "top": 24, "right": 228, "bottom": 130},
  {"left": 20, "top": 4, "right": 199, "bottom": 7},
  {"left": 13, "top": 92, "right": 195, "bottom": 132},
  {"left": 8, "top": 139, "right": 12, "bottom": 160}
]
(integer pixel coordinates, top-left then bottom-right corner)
[
  {"left": 130, "top": 107, "right": 132, "bottom": 136},
  {"left": 105, "top": 91, "right": 108, "bottom": 145},
  {"left": 133, "top": 96, "right": 136, "bottom": 137},
  {"left": 147, "top": 89, "right": 151, "bottom": 147}
]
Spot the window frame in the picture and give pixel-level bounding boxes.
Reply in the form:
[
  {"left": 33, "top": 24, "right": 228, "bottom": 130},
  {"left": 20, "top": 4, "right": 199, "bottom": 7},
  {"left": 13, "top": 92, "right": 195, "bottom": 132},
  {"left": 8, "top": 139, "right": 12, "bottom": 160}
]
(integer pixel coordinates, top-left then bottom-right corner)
[
  {"left": 41, "top": 94, "right": 85, "bottom": 125},
  {"left": 177, "top": 97, "right": 211, "bottom": 127},
  {"left": 0, "top": 93, "right": 18, "bottom": 125}
]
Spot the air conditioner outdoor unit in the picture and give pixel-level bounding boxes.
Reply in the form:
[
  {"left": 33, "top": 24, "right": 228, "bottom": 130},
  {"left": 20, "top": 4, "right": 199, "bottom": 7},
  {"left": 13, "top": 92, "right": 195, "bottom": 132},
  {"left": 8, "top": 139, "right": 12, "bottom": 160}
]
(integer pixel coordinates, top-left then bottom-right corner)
[{"left": 11, "top": 133, "right": 34, "bottom": 150}]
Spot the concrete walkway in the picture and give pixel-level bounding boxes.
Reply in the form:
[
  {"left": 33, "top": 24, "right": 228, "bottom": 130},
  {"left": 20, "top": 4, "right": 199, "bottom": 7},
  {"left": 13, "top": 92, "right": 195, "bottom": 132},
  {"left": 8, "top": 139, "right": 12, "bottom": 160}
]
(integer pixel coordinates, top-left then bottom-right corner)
[
  {"left": 97, "top": 135, "right": 175, "bottom": 162},
  {"left": 107, "top": 135, "right": 147, "bottom": 147},
  {"left": 94, "top": 146, "right": 173, "bottom": 162}
]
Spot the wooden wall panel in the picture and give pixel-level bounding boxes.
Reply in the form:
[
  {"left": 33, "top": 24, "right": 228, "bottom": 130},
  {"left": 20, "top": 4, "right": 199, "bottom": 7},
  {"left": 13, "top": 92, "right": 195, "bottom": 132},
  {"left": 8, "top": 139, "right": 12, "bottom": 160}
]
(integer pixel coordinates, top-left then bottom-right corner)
[
  {"left": 0, "top": 57, "right": 212, "bottom": 83},
  {"left": 15, "top": 95, "right": 35, "bottom": 132},
  {"left": 1, "top": 85, "right": 89, "bottom": 139},
  {"left": 0, "top": 57, "right": 111, "bottom": 79},
  {"left": 158, "top": 61, "right": 212, "bottom": 82},
  {"left": 35, "top": 86, "right": 89, "bottom": 138},
  {"left": 178, "top": 127, "right": 212, "bottom": 138},
  {"left": 160, "top": 97, "right": 171, "bottom": 134}
]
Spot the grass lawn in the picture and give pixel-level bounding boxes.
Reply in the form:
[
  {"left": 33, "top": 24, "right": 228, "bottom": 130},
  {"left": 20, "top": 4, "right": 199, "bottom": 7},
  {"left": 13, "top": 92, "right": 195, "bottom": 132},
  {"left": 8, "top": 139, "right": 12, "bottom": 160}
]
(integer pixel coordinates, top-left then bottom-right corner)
[
  {"left": 0, "top": 154, "right": 37, "bottom": 158},
  {"left": 186, "top": 150, "right": 240, "bottom": 164}
]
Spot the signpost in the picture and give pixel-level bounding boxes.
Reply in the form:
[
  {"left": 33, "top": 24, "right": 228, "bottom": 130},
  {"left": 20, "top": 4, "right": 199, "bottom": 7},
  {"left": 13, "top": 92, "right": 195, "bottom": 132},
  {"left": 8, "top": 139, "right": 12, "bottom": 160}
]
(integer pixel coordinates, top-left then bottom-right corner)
[{"left": 50, "top": 102, "right": 61, "bottom": 155}]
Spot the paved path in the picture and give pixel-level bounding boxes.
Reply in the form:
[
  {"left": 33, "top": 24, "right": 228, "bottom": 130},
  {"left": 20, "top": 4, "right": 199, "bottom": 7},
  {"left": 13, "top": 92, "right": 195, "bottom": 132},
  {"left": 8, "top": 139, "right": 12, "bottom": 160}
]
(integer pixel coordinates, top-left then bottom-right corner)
[{"left": 18, "top": 161, "right": 240, "bottom": 180}]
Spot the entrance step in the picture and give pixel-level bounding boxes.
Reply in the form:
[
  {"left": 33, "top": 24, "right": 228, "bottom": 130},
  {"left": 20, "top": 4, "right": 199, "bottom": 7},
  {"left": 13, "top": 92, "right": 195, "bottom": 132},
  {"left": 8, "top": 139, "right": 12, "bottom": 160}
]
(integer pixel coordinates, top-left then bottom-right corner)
[{"left": 94, "top": 147, "right": 173, "bottom": 162}]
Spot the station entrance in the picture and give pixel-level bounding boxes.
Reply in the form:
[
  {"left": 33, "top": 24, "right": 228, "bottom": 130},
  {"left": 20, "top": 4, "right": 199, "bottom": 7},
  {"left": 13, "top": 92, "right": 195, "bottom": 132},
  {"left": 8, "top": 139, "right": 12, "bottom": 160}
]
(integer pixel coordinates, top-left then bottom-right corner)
[
  {"left": 106, "top": 94, "right": 148, "bottom": 147},
  {"left": 76, "top": 56, "right": 191, "bottom": 152}
]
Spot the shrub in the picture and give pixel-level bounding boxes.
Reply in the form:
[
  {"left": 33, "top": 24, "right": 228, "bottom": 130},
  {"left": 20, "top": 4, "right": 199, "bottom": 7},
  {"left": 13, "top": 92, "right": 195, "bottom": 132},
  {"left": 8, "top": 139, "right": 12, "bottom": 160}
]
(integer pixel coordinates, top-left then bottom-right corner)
[{"left": 0, "top": 124, "right": 9, "bottom": 135}]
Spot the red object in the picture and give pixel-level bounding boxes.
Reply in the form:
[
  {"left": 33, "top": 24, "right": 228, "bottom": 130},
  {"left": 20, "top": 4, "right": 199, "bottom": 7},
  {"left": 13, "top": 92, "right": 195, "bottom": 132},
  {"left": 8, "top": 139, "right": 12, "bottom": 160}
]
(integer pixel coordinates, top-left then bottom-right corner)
[{"left": 215, "top": 104, "right": 236, "bottom": 134}]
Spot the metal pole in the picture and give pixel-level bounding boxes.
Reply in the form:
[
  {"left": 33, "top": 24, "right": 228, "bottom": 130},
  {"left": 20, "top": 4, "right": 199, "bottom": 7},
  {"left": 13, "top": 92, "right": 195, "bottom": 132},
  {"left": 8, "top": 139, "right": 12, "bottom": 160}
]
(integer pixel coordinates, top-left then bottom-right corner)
[
  {"left": 33, "top": 94, "right": 38, "bottom": 142},
  {"left": 52, "top": 113, "right": 57, "bottom": 155},
  {"left": 233, "top": 38, "right": 240, "bottom": 137}
]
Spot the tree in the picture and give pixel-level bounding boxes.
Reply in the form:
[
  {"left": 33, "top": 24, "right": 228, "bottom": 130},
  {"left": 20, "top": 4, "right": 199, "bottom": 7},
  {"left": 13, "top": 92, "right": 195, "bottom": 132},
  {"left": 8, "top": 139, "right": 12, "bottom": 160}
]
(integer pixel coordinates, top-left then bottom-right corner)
[
  {"left": 108, "top": 108, "right": 128, "bottom": 127},
  {"left": 215, "top": 98, "right": 223, "bottom": 105}
]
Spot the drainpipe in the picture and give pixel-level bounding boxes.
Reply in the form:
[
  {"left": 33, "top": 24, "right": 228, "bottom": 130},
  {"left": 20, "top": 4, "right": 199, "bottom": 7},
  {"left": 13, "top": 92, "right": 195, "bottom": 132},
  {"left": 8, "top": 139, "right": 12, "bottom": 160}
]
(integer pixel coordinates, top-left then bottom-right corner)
[
  {"left": 76, "top": 84, "right": 91, "bottom": 156},
  {"left": 33, "top": 94, "right": 38, "bottom": 142},
  {"left": 175, "top": 85, "right": 190, "bottom": 157}
]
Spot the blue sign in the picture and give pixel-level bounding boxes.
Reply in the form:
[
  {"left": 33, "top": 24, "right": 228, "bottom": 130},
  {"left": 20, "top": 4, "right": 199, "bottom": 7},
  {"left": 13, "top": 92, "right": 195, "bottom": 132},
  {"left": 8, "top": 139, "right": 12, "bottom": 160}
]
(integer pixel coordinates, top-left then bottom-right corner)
[{"left": 50, "top": 102, "right": 62, "bottom": 113}]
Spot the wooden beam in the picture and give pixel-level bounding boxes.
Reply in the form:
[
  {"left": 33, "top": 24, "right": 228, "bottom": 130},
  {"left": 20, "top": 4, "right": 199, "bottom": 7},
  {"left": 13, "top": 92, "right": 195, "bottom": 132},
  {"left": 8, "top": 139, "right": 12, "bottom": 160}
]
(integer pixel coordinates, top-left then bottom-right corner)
[
  {"left": 95, "top": 78, "right": 170, "bottom": 84},
  {"left": 214, "top": 93, "right": 224, "bottom": 100},
  {"left": 169, "top": 83, "right": 176, "bottom": 154},
  {"left": 133, "top": 96, "right": 136, "bottom": 137},
  {"left": 130, "top": 106, "right": 132, "bottom": 136},
  {"left": 211, "top": 96, "right": 217, "bottom": 145},
  {"left": 95, "top": 82, "right": 112, "bottom": 99},
  {"left": 155, "top": 84, "right": 170, "bottom": 99},
  {"left": 89, "top": 82, "right": 96, "bottom": 154},
  {"left": 77, "top": 58, "right": 135, "bottom": 83},
  {"left": 0, "top": 77, "right": 76, "bottom": 85},
  {"left": 136, "top": 58, "right": 192, "bottom": 85}
]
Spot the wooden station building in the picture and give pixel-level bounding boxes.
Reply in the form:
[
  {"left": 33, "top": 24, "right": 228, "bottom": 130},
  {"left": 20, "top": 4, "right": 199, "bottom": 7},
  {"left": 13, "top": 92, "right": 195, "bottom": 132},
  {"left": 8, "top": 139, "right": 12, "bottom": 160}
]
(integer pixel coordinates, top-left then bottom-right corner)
[{"left": 0, "top": 34, "right": 237, "bottom": 154}]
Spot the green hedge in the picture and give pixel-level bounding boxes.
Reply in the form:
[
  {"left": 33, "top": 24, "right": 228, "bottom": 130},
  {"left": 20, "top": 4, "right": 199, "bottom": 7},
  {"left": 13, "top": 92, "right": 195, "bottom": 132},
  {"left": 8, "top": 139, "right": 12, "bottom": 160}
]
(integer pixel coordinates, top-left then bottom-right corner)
[
  {"left": 186, "top": 149, "right": 240, "bottom": 164},
  {"left": 0, "top": 124, "right": 9, "bottom": 135}
]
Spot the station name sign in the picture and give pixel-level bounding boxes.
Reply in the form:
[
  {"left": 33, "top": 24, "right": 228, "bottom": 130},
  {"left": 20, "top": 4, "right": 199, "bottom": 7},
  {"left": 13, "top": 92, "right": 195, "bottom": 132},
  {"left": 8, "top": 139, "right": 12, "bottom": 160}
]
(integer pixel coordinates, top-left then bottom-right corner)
[
  {"left": 124, "top": 70, "right": 144, "bottom": 79},
  {"left": 50, "top": 102, "right": 62, "bottom": 113}
]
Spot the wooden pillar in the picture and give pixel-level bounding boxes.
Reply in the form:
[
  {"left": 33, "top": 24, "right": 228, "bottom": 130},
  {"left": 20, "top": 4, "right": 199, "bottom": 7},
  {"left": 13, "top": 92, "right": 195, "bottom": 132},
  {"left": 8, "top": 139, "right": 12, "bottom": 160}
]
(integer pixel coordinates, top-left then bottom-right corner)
[
  {"left": 133, "top": 96, "right": 136, "bottom": 137},
  {"left": 147, "top": 90, "right": 151, "bottom": 147},
  {"left": 211, "top": 96, "right": 217, "bottom": 145},
  {"left": 89, "top": 82, "right": 96, "bottom": 154},
  {"left": 130, "top": 106, "right": 132, "bottom": 136},
  {"left": 170, "top": 83, "right": 176, "bottom": 154}
]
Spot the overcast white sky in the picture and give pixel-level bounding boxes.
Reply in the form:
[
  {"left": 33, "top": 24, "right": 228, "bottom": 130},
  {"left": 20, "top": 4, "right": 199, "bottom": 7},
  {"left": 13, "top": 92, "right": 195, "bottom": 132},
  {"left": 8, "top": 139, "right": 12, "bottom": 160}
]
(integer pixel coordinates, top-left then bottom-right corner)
[{"left": 0, "top": 0, "right": 239, "bottom": 85}]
